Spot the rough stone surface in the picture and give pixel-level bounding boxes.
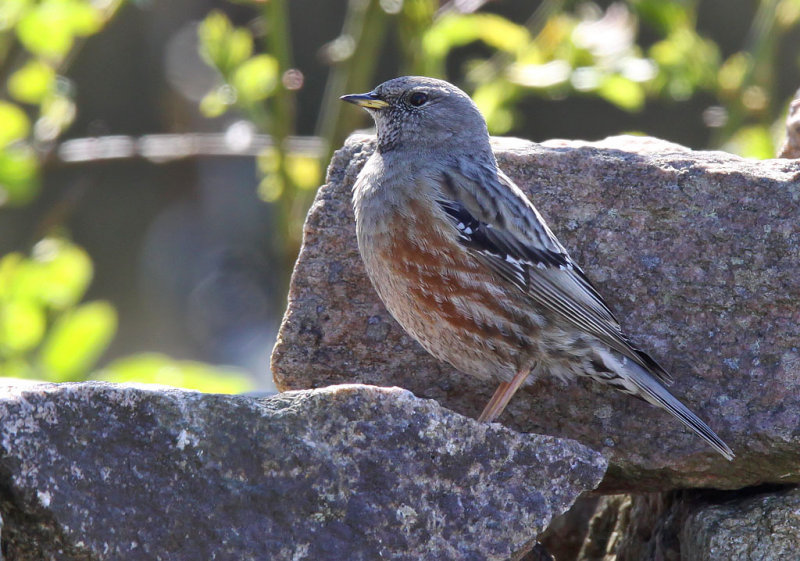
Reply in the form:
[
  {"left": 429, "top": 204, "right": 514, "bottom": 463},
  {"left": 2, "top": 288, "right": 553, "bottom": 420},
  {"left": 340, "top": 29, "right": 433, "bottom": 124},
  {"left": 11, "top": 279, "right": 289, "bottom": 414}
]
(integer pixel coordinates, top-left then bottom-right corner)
[
  {"left": 572, "top": 487, "right": 800, "bottom": 561},
  {"left": 681, "top": 487, "right": 800, "bottom": 560},
  {"left": 0, "top": 380, "right": 606, "bottom": 561},
  {"left": 272, "top": 133, "right": 800, "bottom": 491}
]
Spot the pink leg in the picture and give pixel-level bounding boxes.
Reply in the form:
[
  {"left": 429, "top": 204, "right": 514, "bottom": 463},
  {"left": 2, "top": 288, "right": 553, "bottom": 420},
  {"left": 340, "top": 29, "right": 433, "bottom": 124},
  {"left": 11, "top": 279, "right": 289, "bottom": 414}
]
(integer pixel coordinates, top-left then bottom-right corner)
[{"left": 477, "top": 367, "right": 530, "bottom": 422}]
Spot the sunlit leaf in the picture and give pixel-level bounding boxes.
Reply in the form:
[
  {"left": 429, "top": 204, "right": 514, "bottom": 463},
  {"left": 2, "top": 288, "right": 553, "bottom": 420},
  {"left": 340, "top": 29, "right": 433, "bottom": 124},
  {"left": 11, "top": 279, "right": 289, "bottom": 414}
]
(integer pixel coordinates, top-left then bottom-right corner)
[
  {"left": 199, "top": 11, "right": 233, "bottom": 67},
  {"left": 0, "top": 146, "right": 40, "bottom": 206},
  {"left": 536, "top": 13, "right": 575, "bottom": 56},
  {"left": 724, "top": 125, "right": 774, "bottom": 159},
  {"left": 16, "top": 1, "right": 101, "bottom": 60},
  {"left": 649, "top": 28, "right": 719, "bottom": 98},
  {"left": 199, "top": 85, "right": 237, "bottom": 118},
  {"left": 0, "top": 356, "right": 41, "bottom": 378},
  {"left": 718, "top": 53, "right": 750, "bottom": 94},
  {"left": 423, "top": 13, "right": 530, "bottom": 67},
  {"left": 0, "top": 301, "right": 46, "bottom": 353},
  {"left": 39, "top": 300, "right": 117, "bottom": 381},
  {"left": 226, "top": 29, "right": 255, "bottom": 70},
  {"left": 0, "top": 359, "right": 37, "bottom": 378},
  {"left": 63, "top": 0, "right": 103, "bottom": 36},
  {"left": 258, "top": 174, "right": 284, "bottom": 203},
  {"left": 0, "top": 102, "right": 30, "bottom": 148},
  {"left": 286, "top": 153, "right": 321, "bottom": 190},
  {"left": 630, "top": 0, "right": 690, "bottom": 35},
  {"left": 777, "top": 0, "right": 800, "bottom": 28},
  {"left": 598, "top": 74, "right": 645, "bottom": 111},
  {"left": 257, "top": 147, "right": 278, "bottom": 174},
  {"left": 8, "top": 60, "right": 56, "bottom": 104},
  {"left": 37, "top": 94, "right": 77, "bottom": 141},
  {"left": 96, "top": 352, "right": 255, "bottom": 394},
  {"left": 0, "top": 253, "right": 24, "bottom": 297},
  {"left": 0, "top": 0, "right": 32, "bottom": 32},
  {"left": 232, "top": 54, "right": 278, "bottom": 103},
  {"left": 472, "top": 81, "right": 515, "bottom": 134},
  {"left": 198, "top": 11, "right": 253, "bottom": 76},
  {"left": 26, "top": 238, "right": 93, "bottom": 309}
]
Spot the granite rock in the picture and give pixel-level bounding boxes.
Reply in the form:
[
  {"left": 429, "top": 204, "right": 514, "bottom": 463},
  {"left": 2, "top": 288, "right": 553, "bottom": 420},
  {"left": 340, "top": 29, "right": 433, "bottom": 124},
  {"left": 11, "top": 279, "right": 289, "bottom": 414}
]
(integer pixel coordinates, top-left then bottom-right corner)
[
  {"left": 573, "top": 487, "right": 800, "bottom": 561},
  {"left": 681, "top": 487, "right": 800, "bottom": 560},
  {"left": 0, "top": 381, "right": 606, "bottom": 561},
  {"left": 272, "top": 133, "right": 800, "bottom": 491}
]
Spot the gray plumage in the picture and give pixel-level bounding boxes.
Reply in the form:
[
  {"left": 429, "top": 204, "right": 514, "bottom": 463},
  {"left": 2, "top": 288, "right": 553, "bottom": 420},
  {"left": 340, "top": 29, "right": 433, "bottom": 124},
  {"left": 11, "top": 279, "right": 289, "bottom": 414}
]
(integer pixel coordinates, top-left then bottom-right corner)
[{"left": 342, "top": 76, "right": 733, "bottom": 460}]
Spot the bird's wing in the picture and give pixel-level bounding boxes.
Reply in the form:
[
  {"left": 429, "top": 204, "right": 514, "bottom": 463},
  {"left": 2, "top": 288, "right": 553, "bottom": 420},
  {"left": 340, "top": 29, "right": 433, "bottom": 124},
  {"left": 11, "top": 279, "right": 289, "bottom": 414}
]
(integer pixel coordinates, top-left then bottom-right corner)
[{"left": 436, "top": 168, "right": 673, "bottom": 385}]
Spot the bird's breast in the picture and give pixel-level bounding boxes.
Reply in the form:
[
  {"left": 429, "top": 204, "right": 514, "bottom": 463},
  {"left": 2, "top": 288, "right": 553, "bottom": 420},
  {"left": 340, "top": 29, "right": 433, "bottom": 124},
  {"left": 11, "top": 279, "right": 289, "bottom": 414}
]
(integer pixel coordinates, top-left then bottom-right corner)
[{"left": 355, "top": 195, "right": 543, "bottom": 379}]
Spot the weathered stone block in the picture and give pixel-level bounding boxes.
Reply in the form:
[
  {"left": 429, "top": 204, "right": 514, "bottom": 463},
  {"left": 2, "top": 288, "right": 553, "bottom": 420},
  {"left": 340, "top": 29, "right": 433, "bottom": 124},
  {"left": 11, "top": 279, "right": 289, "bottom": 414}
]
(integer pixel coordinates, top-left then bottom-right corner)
[
  {"left": 272, "top": 133, "right": 800, "bottom": 491},
  {"left": 0, "top": 381, "right": 606, "bottom": 560}
]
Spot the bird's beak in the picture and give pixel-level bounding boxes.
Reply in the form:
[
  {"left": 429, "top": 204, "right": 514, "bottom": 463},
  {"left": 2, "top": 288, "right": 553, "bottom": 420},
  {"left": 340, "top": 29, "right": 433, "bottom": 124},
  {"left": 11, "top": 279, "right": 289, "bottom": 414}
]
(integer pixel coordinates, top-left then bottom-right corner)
[{"left": 340, "top": 91, "right": 389, "bottom": 110}]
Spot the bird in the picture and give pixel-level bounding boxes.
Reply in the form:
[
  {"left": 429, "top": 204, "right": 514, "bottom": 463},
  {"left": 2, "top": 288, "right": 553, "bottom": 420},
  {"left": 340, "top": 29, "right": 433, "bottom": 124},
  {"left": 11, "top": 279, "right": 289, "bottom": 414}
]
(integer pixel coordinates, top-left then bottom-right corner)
[{"left": 341, "top": 76, "right": 734, "bottom": 460}]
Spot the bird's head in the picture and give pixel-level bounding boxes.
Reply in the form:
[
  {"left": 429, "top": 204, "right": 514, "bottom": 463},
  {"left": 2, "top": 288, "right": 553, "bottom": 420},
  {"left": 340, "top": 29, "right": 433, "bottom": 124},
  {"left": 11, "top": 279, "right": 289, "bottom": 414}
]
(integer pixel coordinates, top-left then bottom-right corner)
[{"left": 341, "top": 76, "right": 490, "bottom": 155}]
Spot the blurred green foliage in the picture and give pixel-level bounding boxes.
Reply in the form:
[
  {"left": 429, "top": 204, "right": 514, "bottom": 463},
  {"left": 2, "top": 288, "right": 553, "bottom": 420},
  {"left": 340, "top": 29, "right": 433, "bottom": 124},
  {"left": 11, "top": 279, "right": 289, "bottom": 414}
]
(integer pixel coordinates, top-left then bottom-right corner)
[
  {"left": 0, "top": 0, "right": 119, "bottom": 206},
  {"left": 0, "top": 0, "right": 253, "bottom": 392},
  {"left": 96, "top": 353, "right": 254, "bottom": 394},
  {"left": 0, "top": 237, "right": 114, "bottom": 380},
  {"left": 0, "top": 0, "right": 798, "bottom": 390},
  {"left": 196, "top": 0, "right": 800, "bottom": 251}
]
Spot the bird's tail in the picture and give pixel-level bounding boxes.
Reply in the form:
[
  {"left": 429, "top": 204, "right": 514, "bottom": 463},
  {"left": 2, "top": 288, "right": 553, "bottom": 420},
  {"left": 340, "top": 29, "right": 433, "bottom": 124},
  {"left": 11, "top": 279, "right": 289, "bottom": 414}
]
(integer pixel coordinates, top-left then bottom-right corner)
[{"left": 623, "top": 360, "right": 734, "bottom": 461}]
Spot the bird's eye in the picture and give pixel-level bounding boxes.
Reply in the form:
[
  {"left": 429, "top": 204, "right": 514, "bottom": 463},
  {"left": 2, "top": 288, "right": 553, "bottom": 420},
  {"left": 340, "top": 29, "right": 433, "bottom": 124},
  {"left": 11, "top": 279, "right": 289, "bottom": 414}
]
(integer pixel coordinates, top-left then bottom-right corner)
[{"left": 408, "top": 92, "right": 429, "bottom": 107}]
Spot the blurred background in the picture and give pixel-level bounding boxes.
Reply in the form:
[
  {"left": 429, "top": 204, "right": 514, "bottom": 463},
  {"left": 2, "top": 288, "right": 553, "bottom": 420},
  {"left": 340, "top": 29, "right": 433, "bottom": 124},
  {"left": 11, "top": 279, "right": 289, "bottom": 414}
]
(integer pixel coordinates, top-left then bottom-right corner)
[{"left": 0, "top": 0, "right": 798, "bottom": 392}]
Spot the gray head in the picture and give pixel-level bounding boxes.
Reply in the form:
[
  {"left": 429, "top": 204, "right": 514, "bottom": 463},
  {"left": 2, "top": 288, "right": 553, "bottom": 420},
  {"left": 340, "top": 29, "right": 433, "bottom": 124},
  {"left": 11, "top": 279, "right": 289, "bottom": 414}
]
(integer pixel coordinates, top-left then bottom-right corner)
[{"left": 341, "top": 76, "right": 490, "bottom": 155}]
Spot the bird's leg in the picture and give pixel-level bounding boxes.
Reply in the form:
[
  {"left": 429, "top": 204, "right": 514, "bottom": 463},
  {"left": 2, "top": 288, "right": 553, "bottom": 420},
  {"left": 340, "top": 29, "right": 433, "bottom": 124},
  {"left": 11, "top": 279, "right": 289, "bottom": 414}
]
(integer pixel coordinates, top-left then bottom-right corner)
[
  {"left": 477, "top": 382, "right": 510, "bottom": 422},
  {"left": 477, "top": 367, "right": 530, "bottom": 422}
]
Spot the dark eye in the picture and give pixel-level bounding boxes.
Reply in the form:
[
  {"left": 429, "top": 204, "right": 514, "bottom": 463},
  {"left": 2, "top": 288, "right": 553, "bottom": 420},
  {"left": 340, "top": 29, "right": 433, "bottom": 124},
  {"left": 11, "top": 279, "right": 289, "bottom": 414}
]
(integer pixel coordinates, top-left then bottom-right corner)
[{"left": 408, "top": 92, "right": 428, "bottom": 107}]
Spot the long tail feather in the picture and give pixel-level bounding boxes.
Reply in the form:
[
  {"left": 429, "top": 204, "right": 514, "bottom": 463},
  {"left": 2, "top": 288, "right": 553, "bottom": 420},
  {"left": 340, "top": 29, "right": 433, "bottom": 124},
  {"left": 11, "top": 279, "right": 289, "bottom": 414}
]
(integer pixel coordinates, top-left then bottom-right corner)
[{"left": 625, "top": 363, "right": 734, "bottom": 461}]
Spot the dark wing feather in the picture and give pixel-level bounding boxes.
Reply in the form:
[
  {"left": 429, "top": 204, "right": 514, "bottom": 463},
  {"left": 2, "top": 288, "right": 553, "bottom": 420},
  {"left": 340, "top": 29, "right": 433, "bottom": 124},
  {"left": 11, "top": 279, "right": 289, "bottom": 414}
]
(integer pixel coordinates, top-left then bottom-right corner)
[{"left": 436, "top": 172, "right": 673, "bottom": 385}]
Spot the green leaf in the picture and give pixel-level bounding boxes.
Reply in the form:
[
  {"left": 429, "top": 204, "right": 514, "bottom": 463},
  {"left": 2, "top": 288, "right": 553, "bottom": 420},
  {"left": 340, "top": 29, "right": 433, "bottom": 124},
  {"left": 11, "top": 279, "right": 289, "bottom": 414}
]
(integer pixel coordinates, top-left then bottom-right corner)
[
  {"left": 0, "top": 253, "right": 23, "bottom": 298},
  {"left": 717, "top": 53, "right": 750, "bottom": 93},
  {"left": 0, "top": 358, "right": 37, "bottom": 379},
  {"left": 0, "top": 146, "right": 40, "bottom": 206},
  {"left": 17, "top": 2, "right": 73, "bottom": 60},
  {"left": 0, "top": 102, "right": 30, "bottom": 148},
  {"left": 38, "top": 93, "right": 77, "bottom": 141},
  {"left": 232, "top": 54, "right": 278, "bottom": 103},
  {"left": 62, "top": 0, "right": 103, "bottom": 36},
  {"left": 96, "top": 352, "right": 255, "bottom": 394},
  {"left": 16, "top": 0, "right": 101, "bottom": 60},
  {"left": 423, "top": 13, "right": 530, "bottom": 70},
  {"left": 630, "top": 0, "right": 690, "bottom": 35},
  {"left": 39, "top": 300, "right": 117, "bottom": 381},
  {"left": 286, "top": 153, "right": 322, "bottom": 190},
  {"left": 649, "top": 28, "right": 720, "bottom": 97},
  {"left": 724, "top": 125, "right": 774, "bottom": 159},
  {"left": 471, "top": 81, "right": 515, "bottom": 134},
  {"left": 29, "top": 238, "right": 93, "bottom": 309},
  {"left": 0, "top": 0, "right": 33, "bottom": 32},
  {"left": 258, "top": 174, "right": 284, "bottom": 203},
  {"left": 198, "top": 11, "right": 253, "bottom": 76},
  {"left": 8, "top": 60, "right": 56, "bottom": 104},
  {"left": 597, "top": 74, "right": 645, "bottom": 111},
  {"left": 0, "top": 300, "right": 46, "bottom": 354}
]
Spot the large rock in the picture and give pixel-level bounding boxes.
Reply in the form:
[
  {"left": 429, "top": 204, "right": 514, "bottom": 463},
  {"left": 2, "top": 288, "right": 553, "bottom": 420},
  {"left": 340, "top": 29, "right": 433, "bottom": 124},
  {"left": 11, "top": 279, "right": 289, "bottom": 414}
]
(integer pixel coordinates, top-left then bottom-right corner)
[
  {"left": 573, "top": 487, "right": 800, "bottom": 560},
  {"left": 681, "top": 487, "right": 800, "bottom": 560},
  {"left": 272, "top": 134, "right": 800, "bottom": 491},
  {"left": 0, "top": 381, "right": 606, "bottom": 561}
]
